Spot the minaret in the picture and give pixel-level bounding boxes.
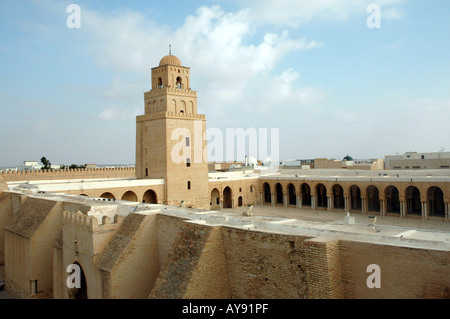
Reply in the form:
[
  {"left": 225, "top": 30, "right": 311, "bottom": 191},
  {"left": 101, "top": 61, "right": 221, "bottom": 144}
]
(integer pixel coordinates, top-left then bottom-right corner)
[{"left": 136, "top": 53, "right": 209, "bottom": 209}]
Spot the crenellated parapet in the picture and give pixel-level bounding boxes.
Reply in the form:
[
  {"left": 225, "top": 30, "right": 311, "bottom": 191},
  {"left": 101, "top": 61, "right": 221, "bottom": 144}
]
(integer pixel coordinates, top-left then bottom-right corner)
[
  {"left": 1, "top": 167, "right": 136, "bottom": 182},
  {"left": 62, "top": 211, "right": 123, "bottom": 233}
]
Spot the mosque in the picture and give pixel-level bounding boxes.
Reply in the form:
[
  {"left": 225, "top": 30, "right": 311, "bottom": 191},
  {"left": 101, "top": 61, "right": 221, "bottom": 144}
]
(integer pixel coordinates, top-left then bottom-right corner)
[{"left": 0, "top": 54, "right": 449, "bottom": 299}]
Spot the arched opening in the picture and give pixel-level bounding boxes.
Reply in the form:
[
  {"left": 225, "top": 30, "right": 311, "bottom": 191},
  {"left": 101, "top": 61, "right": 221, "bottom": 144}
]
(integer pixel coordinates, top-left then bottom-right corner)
[
  {"left": 301, "top": 183, "right": 311, "bottom": 206},
  {"left": 350, "top": 185, "right": 361, "bottom": 210},
  {"left": 263, "top": 183, "right": 271, "bottom": 204},
  {"left": 223, "top": 187, "right": 232, "bottom": 208},
  {"left": 100, "top": 192, "right": 115, "bottom": 200},
  {"left": 210, "top": 188, "right": 220, "bottom": 209},
  {"left": 121, "top": 191, "right": 138, "bottom": 202},
  {"left": 143, "top": 189, "right": 157, "bottom": 204},
  {"left": 176, "top": 76, "right": 183, "bottom": 89},
  {"left": 385, "top": 185, "right": 400, "bottom": 214},
  {"left": 71, "top": 262, "right": 87, "bottom": 299},
  {"left": 428, "top": 186, "right": 444, "bottom": 217},
  {"left": 367, "top": 186, "right": 380, "bottom": 212},
  {"left": 79, "top": 194, "right": 88, "bottom": 197},
  {"left": 158, "top": 77, "right": 163, "bottom": 88},
  {"left": 332, "top": 184, "right": 345, "bottom": 209},
  {"left": 316, "top": 184, "right": 327, "bottom": 208},
  {"left": 288, "top": 183, "right": 296, "bottom": 206},
  {"left": 238, "top": 196, "right": 243, "bottom": 207},
  {"left": 405, "top": 186, "right": 421, "bottom": 215},
  {"left": 275, "top": 183, "right": 283, "bottom": 205}
]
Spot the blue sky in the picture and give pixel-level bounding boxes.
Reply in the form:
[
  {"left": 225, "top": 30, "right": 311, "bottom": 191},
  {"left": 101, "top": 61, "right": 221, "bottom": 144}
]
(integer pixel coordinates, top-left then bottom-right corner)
[{"left": 0, "top": 0, "right": 449, "bottom": 166}]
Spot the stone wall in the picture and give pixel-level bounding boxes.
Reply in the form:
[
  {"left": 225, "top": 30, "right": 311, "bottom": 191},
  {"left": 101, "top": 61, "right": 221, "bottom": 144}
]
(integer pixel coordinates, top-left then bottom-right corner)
[{"left": 1, "top": 167, "right": 136, "bottom": 182}]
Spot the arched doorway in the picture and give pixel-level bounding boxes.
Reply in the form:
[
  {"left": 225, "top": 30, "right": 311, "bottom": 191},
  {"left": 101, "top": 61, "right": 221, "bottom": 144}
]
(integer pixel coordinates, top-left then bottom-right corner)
[
  {"left": 223, "top": 187, "right": 232, "bottom": 208},
  {"left": 350, "top": 185, "right": 361, "bottom": 210},
  {"left": 301, "top": 183, "right": 311, "bottom": 206},
  {"left": 316, "top": 184, "right": 327, "bottom": 208},
  {"left": 210, "top": 188, "right": 220, "bottom": 209},
  {"left": 367, "top": 186, "right": 380, "bottom": 212},
  {"left": 121, "top": 190, "right": 138, "bottom": 202},
  {"left": 263, "top": 183, "right": 271, "bottom": 204},
  {"left": 275, "top": 183, "right": 283, "bottom": 205},
  {"left": 143, "top": 189, "right": 157, "bottom": 204},
  {"left": 332, "top": 184, "right": 345, "bottom": 209},
  {"left": 385, "top": 185, "right": 400, "bottom": 215},
  {"left": 238, "top": 196, "right": 243, "bottom": 207},
  {"left": 428, "top": 186, "right": 444, "bottom": 217},
  {"left": 72, "top": 262, "right": 87, "bottom": 299},
  {"left": 100, "top": 192, "right": 115, "bottom": 200},
  {"left": 405, "top": 186, "right": 421, "bottom": 215},
  {"left": 288, "top": 183, "right": 296, "bottom": 206}
]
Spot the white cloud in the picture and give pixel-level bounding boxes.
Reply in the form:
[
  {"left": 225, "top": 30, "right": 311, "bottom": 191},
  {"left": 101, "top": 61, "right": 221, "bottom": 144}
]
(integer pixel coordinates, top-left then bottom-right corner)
[{"left": 236, "top": 0, "right": 406, "bottom": 27}]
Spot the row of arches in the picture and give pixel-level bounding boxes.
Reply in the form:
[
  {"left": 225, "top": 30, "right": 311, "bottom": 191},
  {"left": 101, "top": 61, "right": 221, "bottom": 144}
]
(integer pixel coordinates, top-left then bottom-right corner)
[
  {"left": 262, "top": 182, "right": 446, "bottom": 218},
  {"left": 80, "top": 189, "right": 158, "bottom": 204},
  {"left": 146, "top": 99, "right": 195, "bottom": 114},
  {"left": 210, "top": 184, "right": 257, "bottom": 210}
]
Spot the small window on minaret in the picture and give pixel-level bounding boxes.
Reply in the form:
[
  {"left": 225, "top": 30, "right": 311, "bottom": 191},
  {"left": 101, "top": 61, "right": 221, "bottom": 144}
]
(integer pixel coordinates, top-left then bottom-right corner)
[
  {"left": 186, "top": 137, "right": 190, "bottom": 146},
  {"left": 186, "top": 158, "right": 191, "bottom": 167},
  {"left": 158, "top": 77, "right": 163, "bottom": 88},
  {"left": 145, "top": 168, "right": 148, "bottom": 177},
  {"left": 176, "top": 76, "right": 182, "bottom": 89},
  {"left": 187, "top": 181, "right": 191, "bottom": 189}
]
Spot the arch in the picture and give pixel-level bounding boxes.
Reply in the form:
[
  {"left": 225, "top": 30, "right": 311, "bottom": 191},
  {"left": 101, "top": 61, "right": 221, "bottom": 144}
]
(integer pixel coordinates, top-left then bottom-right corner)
[
  {"left": 170, "top": 99, "right": 176, "bottom": 112},
  {"left": 210, "top": 188, "right": 220, "bottom": 209},
  {"left": 187, "top": 101, "right": 194, "bottom": 113},
  {"left": 367, "top": 185, "right": 380, "bottom": 212},
  {"left": 263, "top": 182, "right": 271, "bottom": 204},
  {"left": 157, "top": 77, "right": 163, "bottom": 88},
  {"left": 332, "top": 184, "right": 345, "bottom": 209},
  {"left": 275, "top": 183, "right": 283, "bottom": 205},
  {"left": 301, "top": 183, "right": 311, "bottom": 206},
  {"left": 121, "top": 190, "right": 138, "bottom": 202},
  {"left": 350, "top": 185, "right": 362, "bottom": 210},
  {"left": 176, "top": 76, "right": 183, "bottom": 89},
  {"left": 405, "top": 186, "right": 421, "bottom": 215},
  {"left": 427, "top": 186, "right": 444, "bottom": 217},
  {"left": 143, "top": 189, "right": 157, "bottom": 204},
  {"left": 71, "top": 262, "right": 87, "bottom": 299},
  {"left": 223, "top": 186, "right": 232, "bottom": 208},
  {"left": 100, "top": 192, "right": 115, "bottom": 200},
  {"left": 288, "top": 183, "right": 296, "bottom": 206},
  {"left": 385, "top": 185, "right": 400, "bottom": 214},
  {"left": 238, "top": 196, "right": 243, "bottom": 207},
  {"left": 180, "top": 100, "right": 186, "bottom": 113},
  {"left": 316, "top": 183, "right": 327, "bottom": 208}
]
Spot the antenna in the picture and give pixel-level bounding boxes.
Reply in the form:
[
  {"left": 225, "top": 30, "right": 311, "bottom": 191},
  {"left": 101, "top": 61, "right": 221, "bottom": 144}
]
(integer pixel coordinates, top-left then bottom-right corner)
[{"left": 169, "top": 44, "right": 171, "bottom": 55}]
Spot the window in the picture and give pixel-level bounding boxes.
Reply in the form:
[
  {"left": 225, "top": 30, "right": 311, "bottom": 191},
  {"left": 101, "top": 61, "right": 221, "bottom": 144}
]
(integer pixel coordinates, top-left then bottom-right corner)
[
  {"left": 187, "top": 181, "right": 191, "bottom": 189},
  {"left": 186, "top": 137, "right": 190, "bottom": 146},
  {"left": 250, "top": 186, "right": 253, "bottom": 192},
  {"left": 239, "top": 188, "right": 242, "bottom": 192},
  {"left": 145, "top": 168, "right": 148, "bottom": 177},
  {"left": 186, "top": 158, "right": 191, "bottom": 167},
  {"left": 421, "top": 155, "right": 425, "bottom": 159}
]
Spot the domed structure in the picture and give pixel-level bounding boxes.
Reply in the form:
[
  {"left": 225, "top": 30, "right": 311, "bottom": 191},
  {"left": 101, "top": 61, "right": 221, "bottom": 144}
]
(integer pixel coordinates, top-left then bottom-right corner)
[
  {"left": 159, "top": 54, "right": 182, "bottom": 67},
  {"left": 343, "top": 154, "right": 353, "bottom": 161}
]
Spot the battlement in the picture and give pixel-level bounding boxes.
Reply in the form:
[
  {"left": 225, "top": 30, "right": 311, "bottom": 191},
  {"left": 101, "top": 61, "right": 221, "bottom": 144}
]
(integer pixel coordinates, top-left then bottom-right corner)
[
  {"left": 1, "top": 167, "right": 136, "bottom": 182},
  {"left": 136, "top": 112, "right": 206, "bottom": 122},
  {"left": 62, "top": 210, "right": 124, "bottom": 233},
  {"left": 144, "top": 87, "right": 197, "bottom": 99}
]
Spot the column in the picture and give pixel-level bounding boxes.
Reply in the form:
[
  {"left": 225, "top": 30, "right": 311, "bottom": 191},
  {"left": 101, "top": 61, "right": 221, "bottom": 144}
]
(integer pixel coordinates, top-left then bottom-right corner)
[
  {"left": 327, "top": 195, "right": 333, "bottom": 211},
  {"left": 260, "top": 192, "right": 264, "bottom": 205},
  {"left": 421, "top": 199, "right": 428, "bottom": 220},
  {"left": 361, "top": 196, "right": 367, "bottom": 215},
  {"left": 344, "top": 196, "right": 349, "bottom": 211},
  {"left": 271, "top": 193, "right": 275, "bottom": 207},
  {"left": 283, "top": 191, "right": 288, "bottom": 207},
  {"left": 380, "top": 198, "right": 386, "bottom": 216},
  {"left": 445, "top": 200, "right": 449, "bottom": 219},
  {"left": 219, "top": 199, "right": 223, "bottom": 210},
  {"left": 311, "top": 195, "right": 316, "bottom": 210},
  {"left": 399, "top": 198, "right": 405, "bottom": 217},
  {"left": 297, "top": 192, "right": 302, "bottom": 209}
]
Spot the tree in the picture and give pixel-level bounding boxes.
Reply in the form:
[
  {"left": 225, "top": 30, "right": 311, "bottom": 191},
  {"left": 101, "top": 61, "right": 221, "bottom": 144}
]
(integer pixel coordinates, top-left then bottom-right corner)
[{"left": 41, "top": 157, "right": 51, "bottom": 170}]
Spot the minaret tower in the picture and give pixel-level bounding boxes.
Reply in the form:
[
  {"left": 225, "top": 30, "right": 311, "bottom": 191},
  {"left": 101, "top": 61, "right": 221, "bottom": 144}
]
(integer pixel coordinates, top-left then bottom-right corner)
[{"left": 136, "top": 53, "right": 209, "bottom": 209}]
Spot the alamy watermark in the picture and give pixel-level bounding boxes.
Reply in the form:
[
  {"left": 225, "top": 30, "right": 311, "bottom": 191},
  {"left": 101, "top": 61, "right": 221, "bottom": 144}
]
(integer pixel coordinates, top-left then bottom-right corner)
[
  {"left": 366, "top": 264, "right": 381, "bottom": 288},
  {"left": 66, "top": 4, "right": 81, "bottom": 29},
  {"left": 367, "top": 4, "right": 381, "bottom": 29}
]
